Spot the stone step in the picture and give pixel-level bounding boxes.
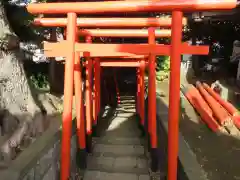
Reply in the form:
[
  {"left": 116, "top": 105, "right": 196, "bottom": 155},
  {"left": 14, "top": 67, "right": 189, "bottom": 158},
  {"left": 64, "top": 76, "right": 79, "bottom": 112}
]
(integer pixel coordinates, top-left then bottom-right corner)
[
  {"left": 95, "top": 131, "right": 142, "bottom": 139},
  {"left": 99, "top": 113, "right": 142, "bottom": 138},
  {"left": 118, "top": 102, "right": 135, "bottom": 105},
  {"left": 87, "top": 155, "right": 149, "bottom": 175},
  {"left": 99, "top": 130, "right": 142, "bottom": 138},
  {"left": 92, "top": 144, "right": 145, "bottom": 157},
  {"left": 92, "top": 137, "right": 145, "bottom": 145},
  {"left": 83, "top": 170, "right": 150, "bottom": 180},
  {"left": 102, "top": 130, "right": 142, "bottom": 138},
  {"left": 115, "top": 108, "right": 136, "bottom": 114}
]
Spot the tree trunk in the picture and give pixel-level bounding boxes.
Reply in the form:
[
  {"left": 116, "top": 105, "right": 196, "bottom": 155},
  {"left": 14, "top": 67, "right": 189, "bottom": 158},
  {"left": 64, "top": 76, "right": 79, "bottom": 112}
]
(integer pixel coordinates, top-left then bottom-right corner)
[{"left": 0, "top": 1, "right": 46, "bottom": 163}]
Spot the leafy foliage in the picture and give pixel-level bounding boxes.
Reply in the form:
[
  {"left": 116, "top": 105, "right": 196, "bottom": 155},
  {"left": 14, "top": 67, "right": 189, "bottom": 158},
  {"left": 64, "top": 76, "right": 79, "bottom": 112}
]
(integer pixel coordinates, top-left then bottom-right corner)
[
  {"left": 145, "top": 55, "right": 170, "bottom": 81},
  {"left": 156, "top": 56, "right": 170, "bottom": 72},
  {"left": 30, "top": 72, "right": 49, "bottom": 89},
  {"left": 4, "top": 0, "right": 47, "bottom": 42}
]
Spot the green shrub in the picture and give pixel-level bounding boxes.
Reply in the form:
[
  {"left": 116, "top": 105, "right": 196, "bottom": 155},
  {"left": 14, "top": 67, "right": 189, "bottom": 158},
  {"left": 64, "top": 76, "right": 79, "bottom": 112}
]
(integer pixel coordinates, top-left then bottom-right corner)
[
  {"left": 145, "top": 55, "right": 170, "bottom": 81},
  {"left": 156, "top": 56, "right": 170, "bottom": 72},
  {"left": 30, "top": 72, "right": 49, "bottom": 89}
]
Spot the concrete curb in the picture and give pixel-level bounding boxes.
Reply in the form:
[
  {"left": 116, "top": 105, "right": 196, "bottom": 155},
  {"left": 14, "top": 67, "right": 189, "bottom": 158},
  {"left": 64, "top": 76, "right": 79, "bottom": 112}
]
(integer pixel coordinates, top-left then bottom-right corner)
[{"left": 144, "top": 94, "right": 208, "bottom": 180}]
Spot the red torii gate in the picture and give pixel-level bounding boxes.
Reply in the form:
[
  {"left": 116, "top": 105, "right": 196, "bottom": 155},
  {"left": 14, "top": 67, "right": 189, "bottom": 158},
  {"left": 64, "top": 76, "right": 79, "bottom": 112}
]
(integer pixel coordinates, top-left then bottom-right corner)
[
  {"left": 67, "top": 27, "right": 171, "bottom": 122},
  {"left": 34, "top": 17, "right": 187, "bottom": 27},
  {"left": 26, "top": 1, "right": 236, "bottom": 180},
  {"left": 38, "top": 17, "right": 175, "bottom": 145}
]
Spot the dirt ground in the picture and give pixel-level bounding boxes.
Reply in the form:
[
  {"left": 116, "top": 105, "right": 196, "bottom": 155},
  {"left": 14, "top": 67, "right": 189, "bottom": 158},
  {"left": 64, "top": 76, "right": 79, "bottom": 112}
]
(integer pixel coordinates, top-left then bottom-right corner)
[{"left": 157, "top": 80, "right": 240, "bottom": 180}]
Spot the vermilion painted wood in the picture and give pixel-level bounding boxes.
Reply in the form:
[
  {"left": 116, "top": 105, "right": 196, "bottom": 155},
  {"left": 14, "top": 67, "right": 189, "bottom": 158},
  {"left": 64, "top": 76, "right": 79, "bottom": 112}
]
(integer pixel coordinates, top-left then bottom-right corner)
[
  {"left": 77, "top": 29, "right": 171, "bottom": 38},
  {"left": 61, "top": 13, "right": 76, "bottom": 180},
  {"left": 100, "top": 61, "right": 140, "bottom": 67},
  {"left": 168, "top": 11, "right": 183, "bottom": 180},
  {"left": 100, "top": 59, "right": 144, "bottom": 63},
  {"left": 137, "top": 68, "right": 140, "bottom": 114},
  {"left": 93, "top": 60, "right": 97, "bottom": 125},
  {"left": 27, "top": 0, "right": 236, "bottom": 14},
  {"left": 139, "top": 58, "right": 146, "bottom": 126},
  {"left": 196, "top": 81, "right": 230, "bottom": 125},
  {"left": 34, "top": 17, "right": 187, "bottom": 27},
  {"left": 148, "top": 27, "right": 157, "bottom": 148},
  {"left": 43, "top": 42, "right": 209, "bottom": 57},
  {"left": 81, "top": 59, "right": 149, "bottom": 67},
  {"left": 85, "top": 38, "right": 93, "bottom": 136},
  {"left": 203, "top": 83, "right": 238, "bottom": 116},
  {"left": 95, "top": 59, "right": 101, "bottom": 121},
  {"left": 62, "top": 29, "right": 171, "bottom": 40},
  {"left": 74, "top": 51, "right": 86, "bottom": 149},
  {"left": 183, "top": 85, "right": 220, "bottom": 132}
]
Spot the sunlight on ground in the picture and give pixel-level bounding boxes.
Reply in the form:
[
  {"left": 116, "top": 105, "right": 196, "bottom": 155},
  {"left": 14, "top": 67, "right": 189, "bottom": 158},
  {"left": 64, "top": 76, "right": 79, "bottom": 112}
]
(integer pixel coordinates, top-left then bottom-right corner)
[
  {"left": 102, "top": 105, "right": 111, "bottom": 118},
  {"left": 107, "top": 117, "right": 128, "bottom": 131},
  {"left": 107, "top": 112, "right": 135, "bottom": 131}
]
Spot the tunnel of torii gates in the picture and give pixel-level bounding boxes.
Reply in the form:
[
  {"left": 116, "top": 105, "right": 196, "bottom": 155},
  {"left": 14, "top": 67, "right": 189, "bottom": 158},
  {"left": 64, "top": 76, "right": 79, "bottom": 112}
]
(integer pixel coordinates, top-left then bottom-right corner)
[{"left": 27, "top": 0, "right": 236, "bottom": 180}]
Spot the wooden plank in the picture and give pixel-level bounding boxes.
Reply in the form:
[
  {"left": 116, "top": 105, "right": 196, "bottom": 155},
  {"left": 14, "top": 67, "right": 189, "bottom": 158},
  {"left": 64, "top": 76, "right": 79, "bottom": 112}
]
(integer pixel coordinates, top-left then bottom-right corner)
[{"left": 43, "top": 41, "right": 209, "bottom": 58}]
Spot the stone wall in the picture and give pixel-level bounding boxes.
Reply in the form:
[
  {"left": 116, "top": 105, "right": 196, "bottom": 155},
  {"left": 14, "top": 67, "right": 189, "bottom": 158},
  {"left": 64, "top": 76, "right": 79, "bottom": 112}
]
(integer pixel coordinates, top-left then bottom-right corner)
[
  {"left": 0, "top": 118, "right": 78, "bottom": 180},
  {"left": 21, "top": 135, "right": 77, "bottom": 180}
]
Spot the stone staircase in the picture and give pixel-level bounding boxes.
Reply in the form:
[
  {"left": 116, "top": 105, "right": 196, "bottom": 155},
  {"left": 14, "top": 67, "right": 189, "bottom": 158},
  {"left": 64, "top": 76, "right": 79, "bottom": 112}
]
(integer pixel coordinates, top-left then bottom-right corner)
[{"left": 83, "top": 97, "right": 150, "bottom": 180}]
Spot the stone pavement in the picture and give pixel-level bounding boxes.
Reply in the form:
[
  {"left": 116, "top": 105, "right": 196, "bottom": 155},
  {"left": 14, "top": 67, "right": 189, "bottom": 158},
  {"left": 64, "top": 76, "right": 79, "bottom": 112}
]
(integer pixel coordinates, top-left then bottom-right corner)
[{"left": 83, "top": 97, "right": 151, "bottom": 180}]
